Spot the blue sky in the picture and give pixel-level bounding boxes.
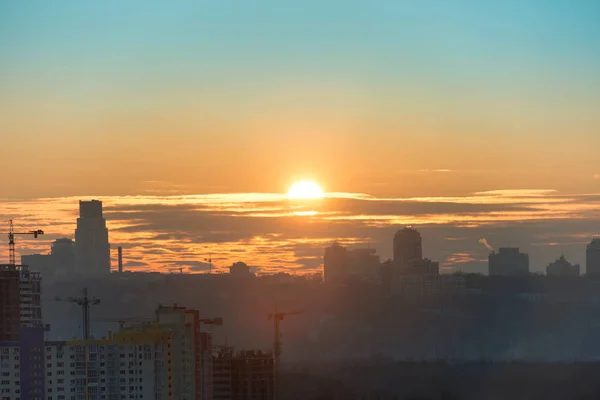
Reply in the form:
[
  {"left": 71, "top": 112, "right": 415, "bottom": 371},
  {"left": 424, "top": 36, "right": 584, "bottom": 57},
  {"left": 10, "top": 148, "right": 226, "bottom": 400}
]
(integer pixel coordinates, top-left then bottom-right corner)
[
  {"left": 3, "top": 1, "right": 599, "bottom": 90},
  {"left": 1, "top": 1, "right": 599, "bottom": 198}
]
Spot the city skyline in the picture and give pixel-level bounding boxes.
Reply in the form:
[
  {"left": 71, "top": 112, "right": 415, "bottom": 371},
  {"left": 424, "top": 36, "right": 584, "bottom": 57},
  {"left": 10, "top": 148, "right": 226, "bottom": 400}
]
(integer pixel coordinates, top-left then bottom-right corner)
[{"left": 1, "top": 188, "right": 599, "bottom": 275}]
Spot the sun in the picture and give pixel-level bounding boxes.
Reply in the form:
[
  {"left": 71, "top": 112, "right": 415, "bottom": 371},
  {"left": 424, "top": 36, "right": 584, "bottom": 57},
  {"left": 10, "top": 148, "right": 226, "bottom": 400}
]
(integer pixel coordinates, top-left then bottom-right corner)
[{"left": 287, "top": 181, "right": 324, "bottom": 200}]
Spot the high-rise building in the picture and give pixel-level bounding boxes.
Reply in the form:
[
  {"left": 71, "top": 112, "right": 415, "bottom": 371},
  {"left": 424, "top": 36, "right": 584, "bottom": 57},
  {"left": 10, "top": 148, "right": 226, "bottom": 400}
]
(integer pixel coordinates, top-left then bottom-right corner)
[
  {"left": 1, "top": 264, "right": 45, "bottom": 399},
  {"left": 213, "top": 347, "right": 234, "bottom": 400},
  {"left": 393, "top": 227, "right": 423, "bottom": 274},
  {"left": 347, "top": 248, "right": 380, "bottom": 281},
  {"left": 44, "top": 324, "right": 175, "bottom": 400},
  {"left": 75, "top": 200, "right": 111, "bottom": 275},
  {"left": 19, "top": 265, "right": 43, "bottom": 329},
  {"left": 546, "top": 255, "right": 580, "bottom": 277},
  {"left": 323, "top": 242, "right": 347, "bottom": 283},
  {"left": 51, "top": 238, "right": 76, "bottom": 275},
  {"left": 0, "top": 265, "right": 21, "bottom": 341},
  {"left": 155, "top": 305, "right": 204, "bottom": 399},
  {"left": 213, "top": 348, "right": 275, "bottom": 400},
  {"left": 488, "top": 248, "right": 529, "bottom": 276},
  {"left": 586, "top": 239, "right": 600, "bottom": 278},
  {"left": 0, "top": 327, "right": 46, "bottom": 399},
  {"left": 0, "top": 264, "right": 43, "bottom": 340}
]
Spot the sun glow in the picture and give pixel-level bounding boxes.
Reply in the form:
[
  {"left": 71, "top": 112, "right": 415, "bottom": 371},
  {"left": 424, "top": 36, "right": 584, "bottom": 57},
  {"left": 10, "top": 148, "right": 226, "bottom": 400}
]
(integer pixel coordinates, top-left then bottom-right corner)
[{"left": 287, "top": 181, "right": 324, "bottom": 200}]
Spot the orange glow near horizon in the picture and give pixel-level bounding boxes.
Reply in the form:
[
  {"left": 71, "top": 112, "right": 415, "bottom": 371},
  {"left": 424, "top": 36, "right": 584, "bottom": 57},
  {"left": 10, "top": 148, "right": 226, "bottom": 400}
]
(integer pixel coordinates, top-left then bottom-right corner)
[{"left": 287, "top": 181, "right": 324, "bottom": 200}]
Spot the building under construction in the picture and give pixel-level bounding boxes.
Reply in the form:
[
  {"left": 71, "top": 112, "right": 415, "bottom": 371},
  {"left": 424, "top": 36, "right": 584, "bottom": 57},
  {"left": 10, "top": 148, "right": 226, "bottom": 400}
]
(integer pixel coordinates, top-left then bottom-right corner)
[
  {"left": 0, "top": 264, "right": 42, "bottom": 341},
  {"left": 213, "top": 347, "right": 275, "bottom": 400}
]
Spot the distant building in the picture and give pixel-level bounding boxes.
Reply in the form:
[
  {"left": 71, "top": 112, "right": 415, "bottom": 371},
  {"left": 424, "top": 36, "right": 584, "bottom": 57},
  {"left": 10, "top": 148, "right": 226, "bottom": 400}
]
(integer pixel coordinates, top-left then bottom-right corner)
[
  {"left": 75, "top": 200, "right": 111, "bottom": 275},
  {"left": 586, "top": 238, "right": 600, "bottom": 278},
  {"left": 51, "top": 238, "right": 76, "bottom": 276},
  {"left": 21, "top": 253, "right": 52, "bottom": 274},
  {"left": 393, "top": 227, "right": 423, "bottom": 275},
  {"left": 323, "top": 242, "right": 347, "bottom": 283},
  {"left": 347, "top": 248, "right": 380, "bottom": 281},
  {"left": 230, "top": 261, "right": 251, "bottom": 278},
  {"left": 20, "top": 238, "right": 76, "bottom": 278},
  {"left": 409, "top": 258, "right": 440, "bottom": 276},
  {"left": 380, "top": 259, "right": 394, "bottom": 294},
  {"left": 213, "top": 348, "right": 275, "bottom": 400},
  {"left": 546, "top": 255, "right": 580, "bottom": 277},
  {"left": 488, "top": 248, "right": 529, "bottom": 276}
]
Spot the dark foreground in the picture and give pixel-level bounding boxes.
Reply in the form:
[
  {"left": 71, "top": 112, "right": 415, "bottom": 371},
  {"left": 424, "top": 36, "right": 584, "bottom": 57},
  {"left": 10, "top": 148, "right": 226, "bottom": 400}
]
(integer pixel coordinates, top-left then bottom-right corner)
[{"left": 281, "top": 360, "right": 600, "bottom": 400}]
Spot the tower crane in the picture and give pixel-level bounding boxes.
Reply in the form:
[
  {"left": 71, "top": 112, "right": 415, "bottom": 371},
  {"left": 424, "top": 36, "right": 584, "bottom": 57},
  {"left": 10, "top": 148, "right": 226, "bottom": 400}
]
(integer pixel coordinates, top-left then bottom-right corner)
[
  {"left": 2, "top": 219, "right": 44, "bottom": 265},
  {"left": 55, "top": 288, "right": 100, "bottom": 340},
  {"left": 268, "top": 310, "right": 303, "bottom": 400}
]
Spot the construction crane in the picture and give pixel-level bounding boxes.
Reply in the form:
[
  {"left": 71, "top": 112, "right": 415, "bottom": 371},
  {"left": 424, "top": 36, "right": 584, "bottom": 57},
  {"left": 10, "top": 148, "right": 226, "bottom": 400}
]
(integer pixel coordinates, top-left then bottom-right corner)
[
  {"left": 268, "top": 310, "right": 303, "bottom": 400},
  {"left": 204, "top": 255, "right": 212, "bottom": 274},
  {"left": 2, "top": 219, "right": 44, "bottom": 265},
  {"left": 55, "top": 288, "right": 100, "bottom": 340}
]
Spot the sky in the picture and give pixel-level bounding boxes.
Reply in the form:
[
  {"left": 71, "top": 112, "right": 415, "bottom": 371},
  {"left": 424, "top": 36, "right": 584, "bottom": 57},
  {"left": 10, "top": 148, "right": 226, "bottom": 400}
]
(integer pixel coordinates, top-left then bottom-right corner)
[{"left": 1, "top": 1, "right": 599, "bottom": 273}]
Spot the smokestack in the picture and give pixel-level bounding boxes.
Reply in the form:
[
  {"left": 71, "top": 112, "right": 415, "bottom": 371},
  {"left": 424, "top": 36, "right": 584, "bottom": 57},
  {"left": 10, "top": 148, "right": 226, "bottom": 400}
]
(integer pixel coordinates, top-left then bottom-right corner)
[
  {"left": 479, "top": 238, "right": 494, "bottom": 252},
  {"left": 118, "top": 247, "right": 123, "bottom": 273}
]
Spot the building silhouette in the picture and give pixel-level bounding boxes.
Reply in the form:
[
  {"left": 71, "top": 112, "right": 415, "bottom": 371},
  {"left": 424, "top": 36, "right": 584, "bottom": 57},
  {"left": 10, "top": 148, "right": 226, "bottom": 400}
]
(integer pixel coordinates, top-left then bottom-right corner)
[
  {"left": 51, "top": 238, "right": 76, "bottom": 275},
  {"left": 21, "top": 253, "right": 52, "bottom": 274},
  {"left": 586, "top": 238, "right": 600, "bottom": 278},
  {"left": 393, "top": 227, "right": 423, "bottom": 275},
  {"left": 75, "top": 200, "right": 111, "bottom": 275},
  {"left": 546, "top": 255, "right": 580, "bottom": 277},
  {"left": 20, "top": 238, "right": 76, "bottom": 279},
  {"left": 488, "top": 248, "right": 529, "bottom": 276},
  {"left": 347, "top": 248, "right": 380, "bottom": 281},
  {"left": 230, "top": 261, "right": 251, "bottom": 278},
  {"left": 324, "top": 242, "right": 347, "bottom": 283}
]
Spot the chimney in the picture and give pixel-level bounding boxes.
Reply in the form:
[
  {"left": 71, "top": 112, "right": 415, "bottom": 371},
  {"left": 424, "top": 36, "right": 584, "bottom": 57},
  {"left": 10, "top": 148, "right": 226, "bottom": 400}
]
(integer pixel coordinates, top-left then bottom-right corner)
[{"left": 118, "top": 247, "right": 123, "bottom": 273}]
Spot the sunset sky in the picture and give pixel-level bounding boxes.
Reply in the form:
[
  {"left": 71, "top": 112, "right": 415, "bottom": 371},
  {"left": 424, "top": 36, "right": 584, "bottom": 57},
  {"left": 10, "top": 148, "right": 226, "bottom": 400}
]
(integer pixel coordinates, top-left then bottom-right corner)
[{"left": 1, "top": 1, "right": 599, "bottom": 274}]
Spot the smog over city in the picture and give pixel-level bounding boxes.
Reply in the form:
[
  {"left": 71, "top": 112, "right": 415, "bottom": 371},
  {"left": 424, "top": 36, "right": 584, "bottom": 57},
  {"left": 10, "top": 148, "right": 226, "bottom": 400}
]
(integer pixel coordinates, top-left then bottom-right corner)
[{"left": 2, "top": 1, "right": 600, "bottom": 399}]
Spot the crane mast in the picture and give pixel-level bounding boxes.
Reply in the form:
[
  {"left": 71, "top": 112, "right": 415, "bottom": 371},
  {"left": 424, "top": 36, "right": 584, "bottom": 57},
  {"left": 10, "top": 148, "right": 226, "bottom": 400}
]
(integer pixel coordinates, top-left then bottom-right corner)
[
  {"left": 269, "top": 310, "right": 303, "bottom": 400},
  {"left": 56, "top": 288, "right": 101, "bottom": 340}
]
